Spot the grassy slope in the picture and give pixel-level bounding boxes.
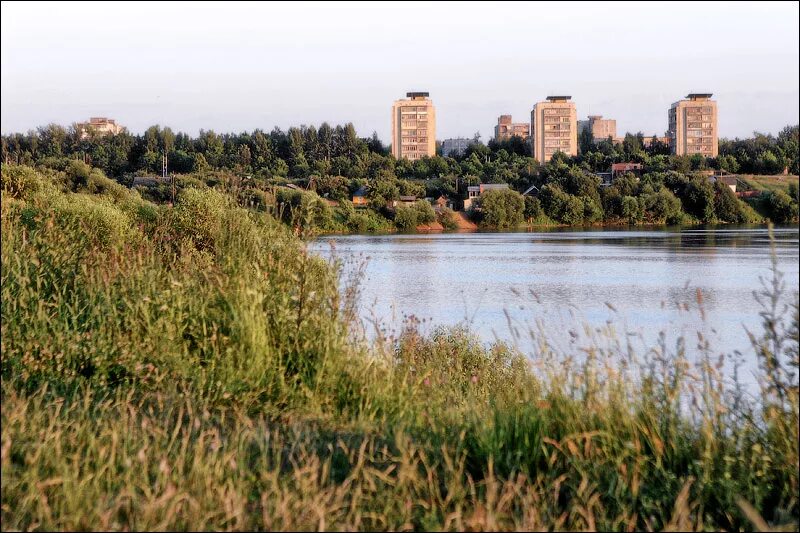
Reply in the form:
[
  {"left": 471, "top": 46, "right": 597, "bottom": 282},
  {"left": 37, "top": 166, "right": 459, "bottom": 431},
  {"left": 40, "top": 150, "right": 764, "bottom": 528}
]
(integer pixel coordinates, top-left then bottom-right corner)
[{"left": 1, "top": 164, "right": 798, "bottom": 531}]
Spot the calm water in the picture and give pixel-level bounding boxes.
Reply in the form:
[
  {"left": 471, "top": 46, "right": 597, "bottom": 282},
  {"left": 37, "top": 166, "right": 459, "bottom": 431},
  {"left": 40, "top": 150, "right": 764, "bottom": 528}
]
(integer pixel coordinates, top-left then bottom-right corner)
[{"left": 311, "top": 226, "right": 799, "bottom": 373}]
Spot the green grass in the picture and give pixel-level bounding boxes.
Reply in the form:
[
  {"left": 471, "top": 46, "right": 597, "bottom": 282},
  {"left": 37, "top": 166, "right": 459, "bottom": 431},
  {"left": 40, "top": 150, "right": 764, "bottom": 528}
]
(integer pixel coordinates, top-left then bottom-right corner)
[
  {"left": 740, "top": 174, "right": 799, "bottom": 195},
  {"left": 2, "top": 164, "right": 799, "bottom": 531}
]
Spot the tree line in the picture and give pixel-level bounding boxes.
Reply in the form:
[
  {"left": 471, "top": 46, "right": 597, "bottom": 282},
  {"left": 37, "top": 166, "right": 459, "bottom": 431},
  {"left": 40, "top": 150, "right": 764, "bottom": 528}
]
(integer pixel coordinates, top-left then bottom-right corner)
[{"left": 1, "top": 121, "right": 798, "bottom": 230}]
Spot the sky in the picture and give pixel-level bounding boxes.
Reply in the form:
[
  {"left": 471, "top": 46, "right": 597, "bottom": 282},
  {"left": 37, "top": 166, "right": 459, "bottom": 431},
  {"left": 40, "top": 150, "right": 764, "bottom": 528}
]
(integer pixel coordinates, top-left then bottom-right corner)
[{"left": 2, "top": 1, "right": 799, "bottom": 142}]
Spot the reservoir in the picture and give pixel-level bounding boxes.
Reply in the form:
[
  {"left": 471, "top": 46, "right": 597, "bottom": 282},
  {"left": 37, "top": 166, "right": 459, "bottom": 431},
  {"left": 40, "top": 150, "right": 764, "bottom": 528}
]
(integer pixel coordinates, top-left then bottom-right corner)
[{"left": 312, "top": 226, "right": 799, "bottom": 379}]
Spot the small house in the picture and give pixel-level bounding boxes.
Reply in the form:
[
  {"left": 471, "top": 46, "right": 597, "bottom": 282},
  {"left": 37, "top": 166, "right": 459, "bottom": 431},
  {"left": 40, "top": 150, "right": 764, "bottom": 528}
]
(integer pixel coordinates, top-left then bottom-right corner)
[
  {"left": 463, "top": 183, "right": 509, "bottom": 210},
  {"left": 352, "top": 186, "right": 368, "bottom": 207},
  {"left": 710, "top": 174, "right": 738, "bottom": 193},
  {"left": 611, "top": 162, "right": 643, "bottom": 179}
]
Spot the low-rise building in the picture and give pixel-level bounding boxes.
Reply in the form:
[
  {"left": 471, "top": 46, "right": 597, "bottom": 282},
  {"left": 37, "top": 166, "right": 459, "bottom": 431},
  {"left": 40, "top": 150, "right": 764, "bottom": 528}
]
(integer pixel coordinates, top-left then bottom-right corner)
[
  {"left": 441, "top": 138, "right": 472, "bottom": 157},
  {"left": 611, "top": 162, "right": 643, "bottom": 179},
  {"left": 709, "top": 173, "right": 738, "bottom": 193},
  {"left": 494, "top": 115, "right": 530, "bottom": 142},
  {"left": 464, "top": 183, "right": 510, "bottom": 210},
  {"left": 388, "top": 195, "right": 419, "bottom": 208},
  {"left": 77, "top": 117, "right": 124, "bottom": 139},
  {"left": 578, "top": 115, "right": 617, "bottom": 143},
  {"left": 641, "top": 135, "right": 670, "bottom": 148},
  {"left": 352, "top": 186, "right": 368, "bottom": 207}
]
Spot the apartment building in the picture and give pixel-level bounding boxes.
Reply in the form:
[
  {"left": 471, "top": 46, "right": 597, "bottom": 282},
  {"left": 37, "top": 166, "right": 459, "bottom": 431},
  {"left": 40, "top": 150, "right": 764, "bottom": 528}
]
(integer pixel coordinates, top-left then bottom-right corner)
[
  {"left": 668, "top": 93, "right": 718, "bottom": 157},
  {"left": 77, "top": 117, "right": 124, "bottom": 139},
  {"left": 530, "top": 96, "right": 578, "bottom": 163},
  {"left": 494, "top": 115, "right": 530, "bottom": 142},
  {"left": 391, "top": 92, "right": 436, "bottom": 160},
  {"left": 577, "top": 115, "right": 617, "bottom": 143},
  {"left": 441, "top": 138, "right": 472, "bottom": 157}
]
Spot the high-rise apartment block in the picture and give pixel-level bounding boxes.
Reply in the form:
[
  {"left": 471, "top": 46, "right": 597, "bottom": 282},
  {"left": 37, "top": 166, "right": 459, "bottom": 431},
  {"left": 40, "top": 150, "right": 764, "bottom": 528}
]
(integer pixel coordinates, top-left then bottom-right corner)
[
  {"left": 391, "top": 92, "right": 436, "bottom": 160},
  {"left": 494, "top": 115, "right": 530, "bottom": 141},
  {"left": 77, "top": 117, "right": 124, "bottom": 139},
  {"left": 530, "top": 96, "right": 577, "bottom": 163},
  {"left": 577, "top": 115, "right": 617, "bottom": 143},
  {"left": 668, "top": 93, "right": 718, "bottom": 157}
]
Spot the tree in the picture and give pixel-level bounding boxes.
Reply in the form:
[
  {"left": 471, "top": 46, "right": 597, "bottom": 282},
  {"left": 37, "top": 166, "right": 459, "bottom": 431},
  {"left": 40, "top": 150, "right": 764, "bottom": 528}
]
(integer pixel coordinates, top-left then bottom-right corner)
[
  {"left": 524, "top": 196, "right": 543, "bottom": 221},
  {"left": 579, "top": 127, "right": 594, "bottom": 155},
  {"left": 477, "top": 189, "right": 524, "bottom": 229},
  {"left": 765, "top": 190, "right": 799, "bottom": 223},
  {"left": 412, "top": 200, "right": 436, "bottom": 224},
  {"left": 621, "top": 196, "right": 641, "bottom": 224}
]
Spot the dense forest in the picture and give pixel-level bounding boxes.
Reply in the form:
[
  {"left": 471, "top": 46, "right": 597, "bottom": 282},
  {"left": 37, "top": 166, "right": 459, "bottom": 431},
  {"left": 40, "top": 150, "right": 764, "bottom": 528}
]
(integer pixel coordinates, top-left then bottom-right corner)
[{"left": 1, "top": 122, "right": 798, "bottom": 232}]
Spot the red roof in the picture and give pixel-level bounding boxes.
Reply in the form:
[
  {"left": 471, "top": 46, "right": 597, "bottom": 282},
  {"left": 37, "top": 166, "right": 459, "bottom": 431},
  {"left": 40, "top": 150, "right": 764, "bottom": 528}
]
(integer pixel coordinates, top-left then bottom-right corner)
[{"left": 611, "top": 163, "right": 643, "bottom": 172}]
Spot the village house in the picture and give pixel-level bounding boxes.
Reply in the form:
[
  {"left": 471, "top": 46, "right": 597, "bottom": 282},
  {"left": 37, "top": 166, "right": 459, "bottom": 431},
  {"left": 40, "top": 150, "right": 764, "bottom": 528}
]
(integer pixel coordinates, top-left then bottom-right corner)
[
  {"left": 611, "top": 162, "right": 643, "bottom": 179},
  {"left": 352, "top": 186, "right": 368, "bottom": 207},
  {"left": 387, "top": 195, "right": 418, "bottom": 209},
  {"left": 463, "top": 183, "right": 509, "bottom": 210}
]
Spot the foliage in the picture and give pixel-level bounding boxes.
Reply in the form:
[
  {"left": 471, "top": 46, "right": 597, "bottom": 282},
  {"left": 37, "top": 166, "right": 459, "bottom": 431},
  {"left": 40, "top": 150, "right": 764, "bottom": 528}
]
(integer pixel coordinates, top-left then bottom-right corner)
[
  {"left": 476, "top": 188, "right": 525, "bottom": 229},
  {"left": 1, "top": 165, "right": 798, "bottom": 531}
]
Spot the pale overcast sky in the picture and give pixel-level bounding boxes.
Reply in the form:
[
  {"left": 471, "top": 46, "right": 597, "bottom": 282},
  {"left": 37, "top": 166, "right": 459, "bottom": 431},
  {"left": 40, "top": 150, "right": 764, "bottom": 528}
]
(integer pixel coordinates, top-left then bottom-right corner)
[{"left": 2, "top": 1, "right": 798, "bottom": 141}]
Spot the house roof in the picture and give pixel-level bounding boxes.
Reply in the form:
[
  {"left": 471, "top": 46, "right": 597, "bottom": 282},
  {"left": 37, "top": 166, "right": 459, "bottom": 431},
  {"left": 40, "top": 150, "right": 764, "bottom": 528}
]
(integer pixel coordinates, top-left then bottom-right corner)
[
  {"left": 353, "top": 186, "right": 367, "bottom": 197},
  {"left": 611, "top": 162, "right": 643, "bottom": 172},
  {"left": 480, "top": 183, "right": 509, "bottom": 191},
  {"left": 399, "top": 195, "right": 417, "bottom": 202}
]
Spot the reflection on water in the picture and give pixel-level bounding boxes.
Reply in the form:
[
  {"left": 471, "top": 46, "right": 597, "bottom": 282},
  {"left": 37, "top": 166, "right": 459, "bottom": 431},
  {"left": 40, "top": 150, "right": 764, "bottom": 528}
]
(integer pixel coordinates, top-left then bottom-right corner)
[{"left": 311, "top": 226, "right": 799, "bottom": 375}]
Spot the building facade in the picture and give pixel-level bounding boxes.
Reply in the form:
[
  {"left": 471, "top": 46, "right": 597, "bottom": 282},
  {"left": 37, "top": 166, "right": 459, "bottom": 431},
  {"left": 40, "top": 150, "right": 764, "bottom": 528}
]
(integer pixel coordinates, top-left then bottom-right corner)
[
  {"left": 494, "top": 115, "right": 530, "bottom": 142},
  {"left": 577, "top": 115, "right": 617, "bottom": 143},
  {"left": 530, "top": 96, "right": 578, "bottom": 163},
  {"left": 77, "top": 117, "right": 124, "bottom": 139},
  {"left": 391, "top": 92, "right": 436, "bottom": 160},
  {"left": 668, "top": 93, "right": 718, "bottom": 157},
  {"left": 440, "top": 138, "right": 472, "bottom": 157}
]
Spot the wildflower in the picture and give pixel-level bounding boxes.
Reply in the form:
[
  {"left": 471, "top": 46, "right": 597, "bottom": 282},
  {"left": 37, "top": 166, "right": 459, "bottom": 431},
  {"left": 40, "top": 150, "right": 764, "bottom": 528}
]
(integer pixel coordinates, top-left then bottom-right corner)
[{"left": 471, "top": 375, "right": 478, "bottom": 384}]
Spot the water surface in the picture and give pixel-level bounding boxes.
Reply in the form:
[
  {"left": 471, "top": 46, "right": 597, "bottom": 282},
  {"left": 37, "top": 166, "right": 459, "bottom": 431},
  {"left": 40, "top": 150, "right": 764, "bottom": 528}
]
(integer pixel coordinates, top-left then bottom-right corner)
[{"left": 312, "top": 226, "right": 799, "bottom": 376}]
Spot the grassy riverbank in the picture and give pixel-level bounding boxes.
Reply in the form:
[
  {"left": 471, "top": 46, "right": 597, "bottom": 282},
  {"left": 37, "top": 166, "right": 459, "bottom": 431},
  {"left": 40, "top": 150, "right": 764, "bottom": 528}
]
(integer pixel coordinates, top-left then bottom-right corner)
[{"left": 2, "top": 164, "right": 798, "bottom": 531}]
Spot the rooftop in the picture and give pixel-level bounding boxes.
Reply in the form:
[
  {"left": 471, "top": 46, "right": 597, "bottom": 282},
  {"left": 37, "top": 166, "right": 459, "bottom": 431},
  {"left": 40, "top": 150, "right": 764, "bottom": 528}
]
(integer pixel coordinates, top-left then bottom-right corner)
[
  {"left": 406, "top": 91, "right": 429, "bottom": 98},
  {"left": 687, "top": 93, "right": 713, "bottom": 100},
  {"left": 546, "top": 96, "right": 571, "bottom": 102}
]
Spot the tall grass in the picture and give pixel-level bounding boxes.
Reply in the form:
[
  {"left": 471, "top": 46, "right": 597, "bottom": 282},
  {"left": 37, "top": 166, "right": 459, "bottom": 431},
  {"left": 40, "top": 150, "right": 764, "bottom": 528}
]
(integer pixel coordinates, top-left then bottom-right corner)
[{"left": 1, "top": 164, "right": 798, "bottom": 531}]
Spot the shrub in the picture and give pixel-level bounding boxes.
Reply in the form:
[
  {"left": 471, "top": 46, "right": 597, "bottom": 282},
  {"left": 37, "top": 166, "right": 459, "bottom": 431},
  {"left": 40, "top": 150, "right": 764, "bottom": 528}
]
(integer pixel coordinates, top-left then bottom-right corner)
[
  {"left": 438, "top": 207, "right": 459, "bottom": 230},
  {"left": 393, "top": 204, "right": 418, "bottom": 231},
  {"left": 477, "top": 188, "right": 524, "bottom": 229},
  {"left": 412, "top": 200, "right": 436, "bottom": 225}
]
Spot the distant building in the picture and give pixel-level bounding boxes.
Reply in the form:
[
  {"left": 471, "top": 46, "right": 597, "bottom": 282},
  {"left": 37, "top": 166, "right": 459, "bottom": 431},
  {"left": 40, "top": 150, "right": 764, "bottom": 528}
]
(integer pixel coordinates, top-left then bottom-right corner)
[
  {"left": 668, "top": 93, "right": 718, "bottom": 157},
  {"left": 709, "top": 174, "right": 738, "bottom": 193},
  {"left": 494, "top": 115, "right": 530, "bottom": 142},
  {"left": 435, "top": 195, "right": 454, "bottom": 210},
  {"left": 352, "top": 186, "right": 368, "bottom": 207},
  {"left": 611, "top": 162, "right": 643, "bottom": 179},
  {"left": 464, "top": 183, "right": 510, "bottom": 210},
  {"left": 132, "top": 176, "right": 170, "bottom": 187},
  {"left": 388, "top": 195, "right": 418, "bottom": 209},
  {"left": 391, "top": 92, "right": 436, "bottom": 160},
  {"left": 578, "top": 115, "right": 617, "bottom": 144},
  {"left": 641, "top": 135, "right": 670, "bottom": 148},
  {"left": 77, "top": 117, "right": 124, "bottom": 139},
  {"left": 441, "top": 138, "right": 472, "bottom": 157},
  {"left": 531, "top": 96, "right": 578, "bottom": 163}
]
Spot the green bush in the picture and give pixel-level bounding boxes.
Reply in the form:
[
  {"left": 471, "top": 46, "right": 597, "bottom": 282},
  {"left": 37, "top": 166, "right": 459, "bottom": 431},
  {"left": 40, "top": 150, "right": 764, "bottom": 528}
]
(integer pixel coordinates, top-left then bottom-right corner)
[
  {"left": 393, "top": 204, "right": 418, "bottom": 231},
  {"left": 412, "top": 200, "right": 436, "bottom": 225},
  {"left": 477, "top": 188, "right": 524, "bottom": 229}
]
